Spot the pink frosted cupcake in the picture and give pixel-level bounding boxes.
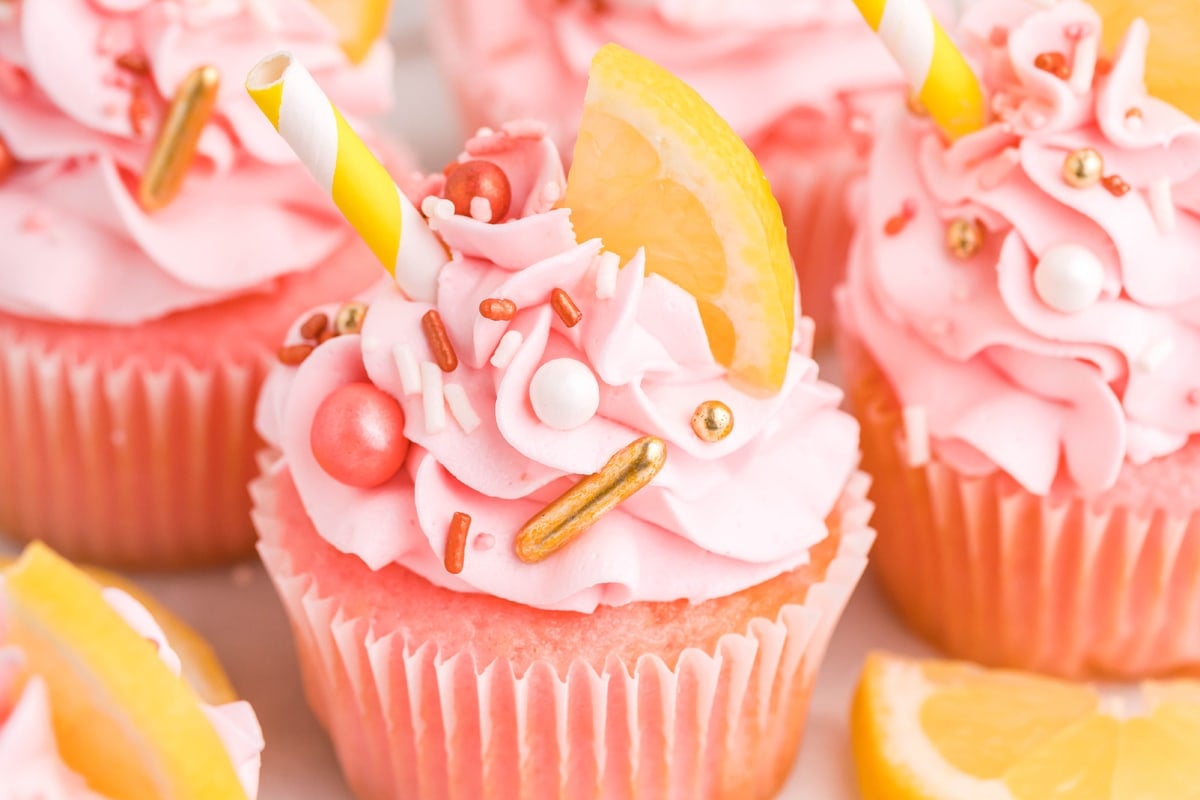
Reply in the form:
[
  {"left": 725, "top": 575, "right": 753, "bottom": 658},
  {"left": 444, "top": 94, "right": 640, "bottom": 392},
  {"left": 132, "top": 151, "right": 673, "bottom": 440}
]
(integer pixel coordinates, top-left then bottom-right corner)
[
  {"left": 429, "top": 0, "right": 947, "bottom": 338},
  {"left": 252, "top": 45, "right": 873, "bottom": 799},
  {"left": 0, "top": 0, "right": 395, "bottom": 567},
  {"left": 838, "top": 0, "right": 1200, "bottom": 679}
]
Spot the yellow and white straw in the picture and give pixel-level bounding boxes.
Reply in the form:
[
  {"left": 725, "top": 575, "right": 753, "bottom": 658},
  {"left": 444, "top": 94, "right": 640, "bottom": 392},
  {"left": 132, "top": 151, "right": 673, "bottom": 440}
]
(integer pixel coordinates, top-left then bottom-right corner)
[
  {"left": 852, "top": 0, "right": 987, "bottom": 139},
  {"left": 246, "top": 52, "right": 445, "bottom": 302}
]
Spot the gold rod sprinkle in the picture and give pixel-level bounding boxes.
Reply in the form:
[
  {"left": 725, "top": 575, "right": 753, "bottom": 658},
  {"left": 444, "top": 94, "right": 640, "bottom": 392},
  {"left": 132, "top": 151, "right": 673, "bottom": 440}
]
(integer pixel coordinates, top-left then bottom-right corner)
[
  {"left": 138, "top": 65, "right": 220, "bottom": 212},
  {"left": 515, "top": 436, "right": 666, "bottom": 564}
]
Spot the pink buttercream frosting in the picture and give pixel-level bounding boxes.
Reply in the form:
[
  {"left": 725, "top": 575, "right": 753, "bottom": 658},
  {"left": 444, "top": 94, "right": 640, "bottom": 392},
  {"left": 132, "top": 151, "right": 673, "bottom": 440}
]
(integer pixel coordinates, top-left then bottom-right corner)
[
  {"left": 839, "top": 0, "right": 1200, "bottom": 496},
  {"left": 257, "top": 122, "right": 861, "bottom": 613},
  {"left": 0, "top": 0, "right": 393, "bottom": 325},
  {"left": 430, "top": 0, "right": 909, "bottom": 153},
  {"left": 0, "top": 582, "right": 264, "bottom": 798}
]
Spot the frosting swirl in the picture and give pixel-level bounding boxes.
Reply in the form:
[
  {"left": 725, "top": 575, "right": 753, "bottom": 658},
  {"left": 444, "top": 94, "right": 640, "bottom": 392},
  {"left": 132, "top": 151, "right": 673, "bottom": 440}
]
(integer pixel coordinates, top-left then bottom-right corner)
[
  {"left": 258, "top": 123, "right": 861, "bottom": 613},
  {"left": 0, "top": 583, "right": 263, "bottom": 798},
  {"left": 839, "top": 0, "right": 1200, "bottom": 496},
  {"left": 430, "top": 0, "right": 910, "bottom": 152},
  {"left": 0, "top": 0, "right": 393, "bottom": 325}
]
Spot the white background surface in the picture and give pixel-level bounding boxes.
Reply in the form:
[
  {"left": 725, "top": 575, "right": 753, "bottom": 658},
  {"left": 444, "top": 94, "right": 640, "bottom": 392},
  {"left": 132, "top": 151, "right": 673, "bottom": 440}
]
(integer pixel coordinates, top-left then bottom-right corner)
[{"left": 2, "top": 2, "right": 940, "bottom": 798}]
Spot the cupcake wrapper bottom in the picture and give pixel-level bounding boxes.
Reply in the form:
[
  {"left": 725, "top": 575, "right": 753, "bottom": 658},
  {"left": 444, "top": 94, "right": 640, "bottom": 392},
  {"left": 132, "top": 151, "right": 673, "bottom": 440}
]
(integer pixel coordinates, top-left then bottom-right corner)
[
  {"left": 254, "top": 462, "right": 875, "bottom": 800},
  {"left": 0, "top": 318, "right": 267, "bottom": 567},
  {"left": 850, "top": 348, "right": 1200, "bottom": 679}
]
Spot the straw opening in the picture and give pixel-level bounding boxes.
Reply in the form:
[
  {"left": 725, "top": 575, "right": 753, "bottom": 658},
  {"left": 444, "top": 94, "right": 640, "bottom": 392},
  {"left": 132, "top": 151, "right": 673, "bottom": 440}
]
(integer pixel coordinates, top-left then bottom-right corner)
[{"left": 246, "top": 51, "right": 292, "bottom": 90}]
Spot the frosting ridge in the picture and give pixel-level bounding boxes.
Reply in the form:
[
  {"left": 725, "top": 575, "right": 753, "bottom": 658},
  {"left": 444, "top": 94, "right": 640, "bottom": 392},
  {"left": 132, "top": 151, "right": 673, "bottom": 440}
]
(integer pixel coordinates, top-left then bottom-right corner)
[
  {"left": 839, "top": 0, "right": 1200, "bottom": 495},
  {"left": 0, "top": 0, "right": 393, "bottom": 324},
  {"left": 258, "top": 123, "right": 861, "bottom": 613}
]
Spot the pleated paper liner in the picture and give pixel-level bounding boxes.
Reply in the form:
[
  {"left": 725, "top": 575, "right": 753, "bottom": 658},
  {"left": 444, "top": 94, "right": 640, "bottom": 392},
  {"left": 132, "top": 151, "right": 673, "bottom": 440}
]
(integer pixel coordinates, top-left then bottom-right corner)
[
  {"left": 845, "top": 340, "right": 1200, "bottom": 680},
  {"left": 0, "top": 242, "right": 379, "bottom": 568},
  {"left": 253, "top": 458, "right": 874, "bottom": 800}
]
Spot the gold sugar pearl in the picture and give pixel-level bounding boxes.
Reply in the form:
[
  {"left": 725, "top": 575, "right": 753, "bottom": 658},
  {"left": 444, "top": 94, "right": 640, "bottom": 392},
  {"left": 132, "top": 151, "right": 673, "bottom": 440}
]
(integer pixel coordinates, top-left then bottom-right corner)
[
  {"left": 945, "top": 218, "right": 986, "bottom": 260},
  {"left": 1062, "top": 147, "right": 1104, "bottom": 189},
  {"left": 691, "top": 400, "right": 734, "bottom": 443},
  {"left": 334, "top": 301, "right": 369, "bottom": 335}
]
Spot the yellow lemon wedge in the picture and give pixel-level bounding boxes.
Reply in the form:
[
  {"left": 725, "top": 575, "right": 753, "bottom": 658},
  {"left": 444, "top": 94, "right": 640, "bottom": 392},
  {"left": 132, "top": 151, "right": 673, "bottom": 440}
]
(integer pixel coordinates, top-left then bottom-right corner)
[
  {"left": 1089, "top": 0, "right": 1200, "bottom": 118},
  {"left": 308, "top": 0, "right": 389, "bottom": 63},
  {"left": 565, "top": 44, "right": 795, "bottom": 394},
  {"left": 0, "top": 555, "right": 236, "bottom": 704},
  {"left": 1, "top": 543, "right": 248, "bottom": 800},
  {"left": 853, "top": 651, "right": 1200, "bottom": 800}
]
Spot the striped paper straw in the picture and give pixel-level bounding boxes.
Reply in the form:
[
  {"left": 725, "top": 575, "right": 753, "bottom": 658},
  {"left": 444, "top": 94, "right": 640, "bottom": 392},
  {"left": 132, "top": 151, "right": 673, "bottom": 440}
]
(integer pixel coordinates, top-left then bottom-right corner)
[
  {"left": 246, "top": 52, "right": 445, "bottom": 302},
  {"left": 853, "top": 0, "right": 987, "bottom": 139}
]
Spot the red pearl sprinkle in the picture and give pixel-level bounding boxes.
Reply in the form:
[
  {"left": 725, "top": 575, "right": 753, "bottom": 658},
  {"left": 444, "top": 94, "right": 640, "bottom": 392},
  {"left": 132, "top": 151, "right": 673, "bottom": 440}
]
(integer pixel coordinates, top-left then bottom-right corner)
[
  {"left": 311, "top": 382, "right": 409, "bottom": 489},
  {"left": 1033, "top": 52, "right": 1071, "bottom": 80},
  {"left": 443, "top": 160, "right": 512, "bottom": 223}
]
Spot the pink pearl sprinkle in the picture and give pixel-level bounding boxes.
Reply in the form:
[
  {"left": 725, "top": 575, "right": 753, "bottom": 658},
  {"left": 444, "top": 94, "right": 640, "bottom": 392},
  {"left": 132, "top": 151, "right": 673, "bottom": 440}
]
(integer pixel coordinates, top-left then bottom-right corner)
[{"left": 473, "top": 533, "right": 496, "bottom": 551}]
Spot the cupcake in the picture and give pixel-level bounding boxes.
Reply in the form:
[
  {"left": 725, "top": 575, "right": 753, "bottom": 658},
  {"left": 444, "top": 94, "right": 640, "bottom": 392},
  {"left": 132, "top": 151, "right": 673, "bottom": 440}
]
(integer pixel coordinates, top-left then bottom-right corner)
[
  {"left": 838, "top": 0, "right": 1200, "bottom": 678},
  {"left": 0, "top": 0, "right": 395, "bottom": 567},
  {"left": 251, "top": 44, "right": 873, "bottom": 799},
  {"left": 0, "top": 542, "right": 264, "bottom": 798},
  {"left": 429, "top": 0, "right": 953, "bottom": 339}
]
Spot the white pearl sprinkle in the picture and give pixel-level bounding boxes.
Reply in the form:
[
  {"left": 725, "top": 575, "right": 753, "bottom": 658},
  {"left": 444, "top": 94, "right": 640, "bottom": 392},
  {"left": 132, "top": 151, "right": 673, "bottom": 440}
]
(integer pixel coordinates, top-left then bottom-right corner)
[
  {"left": 393, "top": 344, "right": 422, "bottom": 396},
  {"left": 529, "top": 359, "right": 600, "bottom": 431},
  {"left": 1033, "top": 244, "right": 1104, "bottom": 313},
  {"left": 420, "top": 361, "right": 446, "bottom": 435},
  {"left": 902, "top": 406, "right": 930, "bottom": 468},
  {"left": 444, "top": 383, "right": 481, "bottom": 433},
  {"left": 490, "top": 330, "right": 523, "bottom": 369},
  {"left": 469, "top": 196, "right": 493, "bottom": 222},
  {"left": 594, "top": 251, "right": 620, "bottom": 299}
]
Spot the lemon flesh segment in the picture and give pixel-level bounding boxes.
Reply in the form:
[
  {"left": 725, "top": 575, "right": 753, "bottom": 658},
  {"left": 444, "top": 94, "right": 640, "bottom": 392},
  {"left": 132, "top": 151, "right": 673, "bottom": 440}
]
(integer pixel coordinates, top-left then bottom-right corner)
[
  {"left": 853, "top": 652, "right": 1200, "bottom": 800},
  {"left": 0, "top": 555, "right": 236, "bottom": 705},
  {"left": 308, "top": 0, "right": 389, "bottom": 63},
  {"left": 565, "top": 44, "right": 795, "bottom": 394},
  {"left": 1089, "top": 0, "right": 1200, "bottom": 118},
  {"left": 2, "top": 543, "right": 248, "bottom": 800}
]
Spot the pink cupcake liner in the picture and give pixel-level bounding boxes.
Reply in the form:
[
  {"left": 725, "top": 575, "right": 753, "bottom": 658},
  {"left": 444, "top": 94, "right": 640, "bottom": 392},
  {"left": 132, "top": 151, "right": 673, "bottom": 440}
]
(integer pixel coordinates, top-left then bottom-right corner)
[
  {"left": 848, "top": 345, "right": 1200, "bottom": 679},
  {"left": 0, "top": 243, "right": 380, "bottom": 568},
  {"left": 0, "top": 311, "right": 268, "bottom": 567},
  {"left": 253, "top": 459, "right": 874, "bottom": 799}
]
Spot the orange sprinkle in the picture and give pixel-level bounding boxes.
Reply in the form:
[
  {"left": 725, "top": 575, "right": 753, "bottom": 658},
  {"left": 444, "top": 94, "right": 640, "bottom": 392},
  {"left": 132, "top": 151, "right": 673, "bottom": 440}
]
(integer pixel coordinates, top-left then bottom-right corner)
[
  {"left": 0, "top": 135, "right": 13, "bottom": 185},
  {"left": 317, "top": 329, "right": 337, "bottom": 345},
  {"left": 444, "top": 512, "right": 471, "bottom": 574},
  {"left": 1034, "top": 52, "right": 1070, "bottom": 80},
  {"left": 421, "top": 309, "right": 459, "bottom": 372},
  {"left": 479, "top": 297, "right": 517, "bottom": 321},
  {"left": 884, "top": 214, "right": 910, "bottom": 236},
  {"left": 300, "top": 312, "right": 329, "bottom": 341},
  {"left": 550, "top": 288, "right": 582, "bottom": 328},
  {"left": 277, "top": 343, "right": 314, "bottom": 366},
  {"left": 1102, "top": 174, "right": 1131, "bottom": 197},
  {"left": 128, "top": 84, "right": 152, "bottom": 136},
  {"left": 115, "top": 52, "right": 150, "bottom": 75}
]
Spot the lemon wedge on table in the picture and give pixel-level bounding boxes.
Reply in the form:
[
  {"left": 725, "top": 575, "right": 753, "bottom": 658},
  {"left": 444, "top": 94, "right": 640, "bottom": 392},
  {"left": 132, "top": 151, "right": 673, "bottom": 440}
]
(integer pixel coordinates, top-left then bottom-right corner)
[
  {"left": 0, "top": 553, "right": 236, "bottom": 704},
  {"left": 565, "top": 44, "right": 795, "bottom": 394},
  {"left": 1088, "top": 0, "right": 1200, "bottom": 118},
  {"left": 308, "top": 0, "right": 390, "bottom": 63},
  {"left": 854, "top": 651, "right": 1200, "bottom": 799},
  {"left": 2, "top": 543, "right": 248, "bottom": 800}
]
